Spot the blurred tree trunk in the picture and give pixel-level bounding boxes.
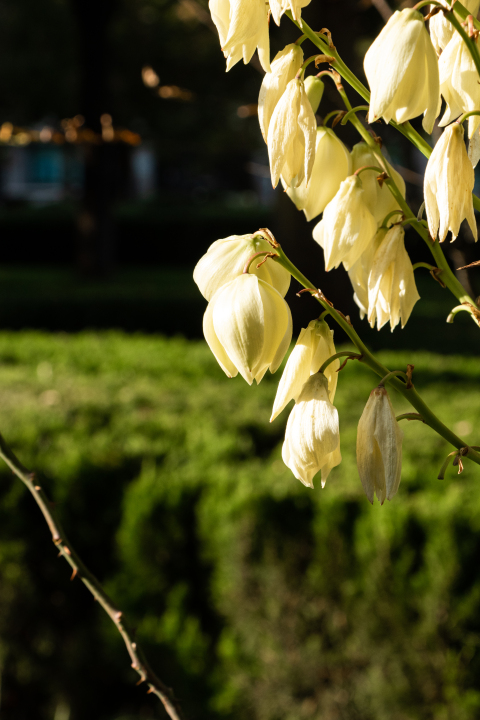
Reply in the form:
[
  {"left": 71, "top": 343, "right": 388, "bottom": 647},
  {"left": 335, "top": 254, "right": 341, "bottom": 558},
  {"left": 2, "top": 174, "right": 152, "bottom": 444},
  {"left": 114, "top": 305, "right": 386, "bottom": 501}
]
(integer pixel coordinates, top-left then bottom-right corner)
[{"left": 70, "top": 0, "right": 117, "bottom": 275}]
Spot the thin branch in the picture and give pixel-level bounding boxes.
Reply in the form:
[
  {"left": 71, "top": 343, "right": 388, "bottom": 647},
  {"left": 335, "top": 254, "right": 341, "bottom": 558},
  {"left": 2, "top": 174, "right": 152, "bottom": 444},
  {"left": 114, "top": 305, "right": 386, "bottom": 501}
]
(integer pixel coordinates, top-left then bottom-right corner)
[{"left": 0, "top": 434, "right": 186, "bottom": 720}]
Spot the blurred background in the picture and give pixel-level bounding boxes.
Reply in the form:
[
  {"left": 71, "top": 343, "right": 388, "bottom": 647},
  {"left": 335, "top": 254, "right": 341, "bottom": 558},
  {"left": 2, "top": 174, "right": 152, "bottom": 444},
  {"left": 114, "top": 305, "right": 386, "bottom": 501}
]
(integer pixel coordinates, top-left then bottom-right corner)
[{"left": 1, "top": 0, "right": 480, "bottom": 718}]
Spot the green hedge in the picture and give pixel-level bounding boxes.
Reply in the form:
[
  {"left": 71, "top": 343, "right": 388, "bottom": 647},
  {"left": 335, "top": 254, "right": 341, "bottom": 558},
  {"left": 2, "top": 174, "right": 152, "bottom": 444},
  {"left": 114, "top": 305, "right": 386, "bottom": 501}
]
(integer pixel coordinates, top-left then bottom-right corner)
[{"left": 0, "top": 331, "right": 478, "bottom": 719}]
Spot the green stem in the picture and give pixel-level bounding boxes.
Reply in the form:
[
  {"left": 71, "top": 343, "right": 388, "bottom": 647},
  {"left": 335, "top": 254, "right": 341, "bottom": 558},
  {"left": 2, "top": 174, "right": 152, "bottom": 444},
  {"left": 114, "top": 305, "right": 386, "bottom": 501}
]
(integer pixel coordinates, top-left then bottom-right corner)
[
  {"left": 396, "top": 413, "right": 426, "bottom": 423},
  {"left": 318, "top": 351, "right": 363, "bottom": 374},
  {"left": 378, "top": 370, "right": 409, "bottom": 387},
  {"left": 323, "top": 110, "right": 345, "bottom": 127},
  {"left": 271, "top": 247, "right": 480, "bottom": 466},
  {"left": 448, "top": 0, "right": 480, "bottom": 29},
  {"left": 459, "top": 110, "right": 480, "bottom": 124},
  {"left": 341, "top": 105, "right": 370, "bottom": 125},
  {"left": 413, "top": 261, "right": 437, "bottom": 272}
]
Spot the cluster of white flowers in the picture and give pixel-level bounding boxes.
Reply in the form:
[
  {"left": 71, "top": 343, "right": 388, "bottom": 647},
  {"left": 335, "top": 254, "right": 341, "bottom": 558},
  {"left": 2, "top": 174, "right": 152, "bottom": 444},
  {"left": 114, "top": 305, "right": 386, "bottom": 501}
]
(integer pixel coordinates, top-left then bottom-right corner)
[{"left": 194, "top": 0, "right": 480, "bottom": 499}]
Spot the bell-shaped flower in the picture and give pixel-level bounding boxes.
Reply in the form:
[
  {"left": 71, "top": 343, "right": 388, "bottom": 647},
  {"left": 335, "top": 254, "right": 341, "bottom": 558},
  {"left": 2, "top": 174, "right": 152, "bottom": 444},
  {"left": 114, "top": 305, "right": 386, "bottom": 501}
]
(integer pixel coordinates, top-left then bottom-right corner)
[
  {"left": 258, "top": 44, "right": 304, "bottom": 142},
  {"left": 269, "top": 0, "right": 312, "bottom": 26},
  {"left": 203, "top": 274, "right": 292, "bottom": 384},
  {"left": 282, "top": 373, "right": 341, "bottom": 488},
  {"left": 350, "top": 143, "right": 406, "bottom": 225},
  {"left": 194, "top": 233, "right": 291, "bottom": 301},
  {"left": 368, "top": 225, "right": 420, "bottom": 331},
  {"left": 356, "top": 386, "right": 403, "bottom": 504},
  {"left": 439, "top": 32, "right": 480, "bottom": 138},
  {"left": 271, "top": 319, "right": 338, "bottom": 422},
  {"left": 312, "top": 175, "right": 377, "bottom": 271},
  {"left": 424, "top": 122, "right": 477, "bottom": 243},
  {"left": 267, "top": 77, "right": 317, "bottom": 188},
  {"left": 304, "top": 76, "right": 324, "bottom": 115},
  {"left": 347, "top": 228, "right": 386, "bottom": 321},
  {"left": 283, "top": 127, "right": 351, "bottom": 221},
  {"left": 429, "top": 0, "right": 480, "bottom": 56},
  {"left": 209, "top": 0, "right": 270, "bottom": 73},
  {"left": 364, "top": 8, "right": 440, "bottom": 133}
]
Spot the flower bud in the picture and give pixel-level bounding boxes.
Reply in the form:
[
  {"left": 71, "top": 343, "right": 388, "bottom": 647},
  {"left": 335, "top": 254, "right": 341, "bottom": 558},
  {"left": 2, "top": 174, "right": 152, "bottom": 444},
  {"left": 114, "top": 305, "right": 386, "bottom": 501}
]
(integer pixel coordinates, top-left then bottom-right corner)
[
  {"left": 283, "top": 127, "right": 351, "bottom": 221},
  {"left": 429, "top": 0, "right": 480, "bottom": 55},
  {"left": 350, "top": 143, "right": 406, "bottom": 225},
  {"left": 204, "top": 274, "right": 292, "bottom": 384},
  {"left": 270, "top": 319, "right": 339, "bottom": 422},
  {"left": 209, "top": 0, "right": 270, "bottom": 73},
  {"left": 258, "top": 44, "right": 304, "bottom": 142},
  {"left": 368, "top": 225, "right": 420, "bottom": 331},
  {"left": 425, "top": 123, "right": 477, "bottom": 243},
  {"left": 356, "top": 386, "right": 403, "bottom": 504},
  {"left": 304, "top": 76, "right": 324, "bottom": 115},
  {"left": 267, "top": 78, "right": 317, "bottom": 188},
  {"left": 282, "top": 373, "right": 341, "bottom": 488},
  {"left": 312, "top": 175, "right": 377, "bottom": 271},
  {"left": 269, "top": 0, "right": 312, "bottom": 26},
  {"left": 364, "top": 8, "right": 440, "bottom": 133},
  {"left": 194, "top": 234, "right": 291, "bottom": 301},
  {"left": 439, "top": 32, "right": 480, "bottom": 138}
]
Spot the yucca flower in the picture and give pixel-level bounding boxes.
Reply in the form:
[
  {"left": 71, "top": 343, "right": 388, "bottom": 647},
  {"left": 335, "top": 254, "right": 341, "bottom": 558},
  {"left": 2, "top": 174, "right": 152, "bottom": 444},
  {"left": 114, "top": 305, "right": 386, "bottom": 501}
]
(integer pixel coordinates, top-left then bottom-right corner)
[
  {"left": 271, "top": 319, "right": 338, "bottom": 422},
  {"left": 350, "top": 143, "right": 406, "bottom": 225},
  {"left": 284, "top": 127, "right": 351, "bottom": 221},
  {"left": 269, "top": 0, "right": 312, "bottom": 26},
  {"left": 203, "top": 274, "right": 292, "bottom": 384},
  {"left": 356, "top": 386, "right": 403, "bottom": 504},
  {"left": 194, "top": 234, "right": 290, "bottom": 301},
  {"left": 367, "top": 225, "right": 420, "bottom": 331},
  {"left": 347, "top": 228, "right": 386, "bottom": 320},
  {"left": 282, "top": 373, "right": 341, "bottom": 488},
  {"left": 313, "top": 175, "right": 377, "bottom": 271},
  {"left": 267, "top": 77, "right": 317, "bottom": 188},
  {"left": 429, "top": 0, "right": 480, "bottom": 55},
  {"left": 209, "top": 0, "right": 270, "bottom": 73},
  {"left": 424, "top": 122, "right": 477, "bottom": 243},
  {"left": 439, "top": 31, "right": 480, "bottom": 138},
  {"left": 364, "top": 8, "right": 440, "bottom": 133},
  {"left": 258, "top": 44, "right": 304, "bottom": 142}
]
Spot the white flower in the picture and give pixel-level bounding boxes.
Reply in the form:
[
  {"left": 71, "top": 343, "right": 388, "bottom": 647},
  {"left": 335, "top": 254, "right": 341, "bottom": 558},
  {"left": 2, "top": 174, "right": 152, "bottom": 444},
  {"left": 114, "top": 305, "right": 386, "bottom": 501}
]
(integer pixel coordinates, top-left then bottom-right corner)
[
  {"left": 424, "top": 122, "right": 477, "bottom": 243},
  {"left": 209, "top": 0, "right": 270, "bottom": 73},
  {"left": 193, "top": 234, "right": 291, "bottom": 301},
  {"left": 282, "top": 373, "right": 341, "bottom": 488},
  {"left": 347, "top": 228, "right": 386, "bottom": 320},
  {"left": 269, "top": 0, "right": 312, "bottom": 26},
  {"left": 258, "top": 44, "right": 304, "bottom": 142},
  {"left": 368, "top": 225, "right": 420, "bottom": 331},
  {"left": 267, "top": 78, "right": 317, "bottom": 188},
  {"left": 356, "top": 386, "right": 403, "bottom": 504},
  {"left": 283, "top": 127, "right": 351, "bottom": 221},
  {"left": 439, "top": 32, "right": 480, "bottom": 138},
  {"left": 203, "top": 274, "right": 292, "bottom": 384},
  {"left": 364, "top": 8, "right": 440, "bottom": 133},
  {"left": 350, "top": 143, "right": 406, "bottom": 225},
  {"left": 312, "top": 175, "right": 377, "bottom": 271},
  {"left": 429, "top": 0, "right": 480, "bottom": 55},
  {"left": 270, "top": 319, "right": 339, "bottom": 422}
]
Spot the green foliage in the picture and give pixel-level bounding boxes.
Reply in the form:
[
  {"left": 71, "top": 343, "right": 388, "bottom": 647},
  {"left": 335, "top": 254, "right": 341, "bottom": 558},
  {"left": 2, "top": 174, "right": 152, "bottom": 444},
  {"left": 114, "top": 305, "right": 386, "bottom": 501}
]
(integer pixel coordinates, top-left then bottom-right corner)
[{"left": 0, "top": 331, "right": 479, "bottom": 719}]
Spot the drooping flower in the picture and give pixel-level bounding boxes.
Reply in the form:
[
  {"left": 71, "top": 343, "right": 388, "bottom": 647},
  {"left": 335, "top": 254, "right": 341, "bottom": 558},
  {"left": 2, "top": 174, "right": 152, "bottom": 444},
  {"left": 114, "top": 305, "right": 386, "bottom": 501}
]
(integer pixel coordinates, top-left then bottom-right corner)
[
  {"left": 367, "top": 225, "right": 420, "bottom": 331},
  {"left": 282, "top": 373, "right": 341, "bottom": 488},
  {"left": 284, "top": 127, "right": 351, "bottom": 221},
  {"left": 364, "top": 8, "right": 440, "bottom": 133},
  {"left": 270, "top": 319, "right": 339, "bottom": 422},
  {"left": 439, "top": 32, "right": 480, "bottom": 138},
  {"left": 269, "top": 0, "right": 312, "bottom": 26},
  {"left": 350, "top": 143, "right": 406, "bottom": 225},
  {"left": 356, "top": 385, "right": 403, "bottom": 504},
  {"left": 312, "top": 175, "right": 377, "bottom": 271},
  {"left": 347, "top": 228, "right": 386, "bottom": 321},
  {"left": 304, "top": 75, "right": 324, "bottom": 115},
  {"left": 194, "top": 233, "right": 291, "bottom": 301},
  {"left": 429, "top": 0, "right": 480, "bottom": 56},
  {"left": 424, "top": 122, "right": 477, "bottom": 243},
  {"left": 267, "top": 77, "right": 317, "bottom": 188},
  {"left": 203, "top": 274, "right": 292, "bottom": 384},
  {"left": 258, "top": 44, "right": 304, "bottom": 142},
  {"left": 209, "top": 0, "right": 270, "bottom": 73}
]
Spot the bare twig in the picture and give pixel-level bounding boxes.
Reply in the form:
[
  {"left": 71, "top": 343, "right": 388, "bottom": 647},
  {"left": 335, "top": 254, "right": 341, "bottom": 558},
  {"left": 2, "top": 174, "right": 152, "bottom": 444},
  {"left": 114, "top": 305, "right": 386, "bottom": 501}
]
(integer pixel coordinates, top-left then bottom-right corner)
[{"left": 0, "top": 433, "right": 186, "bottom": 720}]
